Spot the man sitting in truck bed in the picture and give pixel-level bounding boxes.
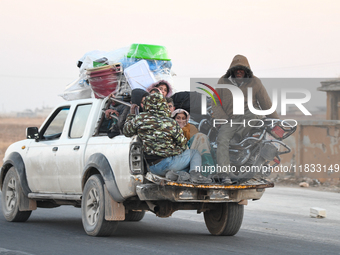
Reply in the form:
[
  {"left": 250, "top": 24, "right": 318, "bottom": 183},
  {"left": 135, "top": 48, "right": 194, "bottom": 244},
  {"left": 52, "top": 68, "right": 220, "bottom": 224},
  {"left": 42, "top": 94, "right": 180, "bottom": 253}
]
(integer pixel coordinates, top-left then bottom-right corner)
[
  {"left": 104, "top": 89, "right": 150, "bottom": 137},
  {"left": 123, "top": 92, "right": 212, "bottom": 183}
]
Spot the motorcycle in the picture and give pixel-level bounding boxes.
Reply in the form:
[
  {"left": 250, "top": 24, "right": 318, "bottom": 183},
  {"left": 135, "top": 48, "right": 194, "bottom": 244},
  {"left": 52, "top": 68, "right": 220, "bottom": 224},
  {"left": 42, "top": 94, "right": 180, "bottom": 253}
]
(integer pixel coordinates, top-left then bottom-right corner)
[{"left": 190, "top": 109, "right": 296, "bottom": 183}]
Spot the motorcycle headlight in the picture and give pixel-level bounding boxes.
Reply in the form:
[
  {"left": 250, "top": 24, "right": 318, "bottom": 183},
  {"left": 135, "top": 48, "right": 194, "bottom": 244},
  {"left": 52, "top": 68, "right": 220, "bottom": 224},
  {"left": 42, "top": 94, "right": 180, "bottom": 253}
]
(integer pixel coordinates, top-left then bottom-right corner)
[{"left": 260, "top": 143, "right": 278, "bottom": 161}]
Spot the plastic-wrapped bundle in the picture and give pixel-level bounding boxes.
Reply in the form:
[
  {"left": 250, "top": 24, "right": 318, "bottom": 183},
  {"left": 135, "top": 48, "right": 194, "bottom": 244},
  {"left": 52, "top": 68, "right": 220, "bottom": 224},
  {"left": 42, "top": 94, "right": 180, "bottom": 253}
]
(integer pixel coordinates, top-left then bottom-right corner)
[
  {"left": 86, "top": 64, "right": 122, "bottom": 98},
  {"left": 61, "top": 44, "right": 174, "bottom": 101},
  {"left": 120, "top": 44, "right": 173, "bottom": 86},
  {"left": 78, "top": 48, "right": 129, "bottom": 73},
  {"left": 74, "top": 48, "right": 129, "bottom": 96},
  {"left": 114, "top": 74, "right": 131, "bottom": 97},
  {"left": 59, "top": 77, "right": 92, "bottom": 101}
]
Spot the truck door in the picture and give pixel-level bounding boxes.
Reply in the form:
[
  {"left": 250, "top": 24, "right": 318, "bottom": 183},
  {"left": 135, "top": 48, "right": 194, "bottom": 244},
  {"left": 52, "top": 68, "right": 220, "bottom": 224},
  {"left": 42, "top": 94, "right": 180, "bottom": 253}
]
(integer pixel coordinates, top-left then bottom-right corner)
[
  {"left": 56, "top": 103, "right": 93, "bottom": 193},
  {"left": 25, "top": 106, "right": 70, "bottom": 193}
]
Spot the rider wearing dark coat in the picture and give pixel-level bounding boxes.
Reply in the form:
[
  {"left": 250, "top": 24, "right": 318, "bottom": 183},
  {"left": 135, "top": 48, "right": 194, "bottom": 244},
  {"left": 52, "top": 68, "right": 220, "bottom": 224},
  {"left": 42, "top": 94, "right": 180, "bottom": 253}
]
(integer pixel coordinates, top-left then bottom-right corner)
[{"left": 212, "top": 55, "right": 279, "bottom": 179}]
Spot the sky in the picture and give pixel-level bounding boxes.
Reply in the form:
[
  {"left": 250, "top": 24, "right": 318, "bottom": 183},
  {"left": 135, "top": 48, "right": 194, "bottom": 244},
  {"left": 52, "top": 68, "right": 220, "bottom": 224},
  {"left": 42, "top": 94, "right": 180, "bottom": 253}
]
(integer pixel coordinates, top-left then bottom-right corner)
[{"left": 1, "top": 0, "right": 340, "bottom": 113}]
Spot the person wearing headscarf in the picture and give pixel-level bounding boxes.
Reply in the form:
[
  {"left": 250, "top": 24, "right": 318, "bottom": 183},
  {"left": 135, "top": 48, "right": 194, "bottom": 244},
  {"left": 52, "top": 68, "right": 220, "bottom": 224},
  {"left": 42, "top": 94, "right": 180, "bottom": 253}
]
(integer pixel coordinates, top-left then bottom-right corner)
[
  {"left": 147, "top": 80, "right": 173, "bottom": 98},
  {"left": 172, "top": 109, "right": 215, "bottom": 177}
]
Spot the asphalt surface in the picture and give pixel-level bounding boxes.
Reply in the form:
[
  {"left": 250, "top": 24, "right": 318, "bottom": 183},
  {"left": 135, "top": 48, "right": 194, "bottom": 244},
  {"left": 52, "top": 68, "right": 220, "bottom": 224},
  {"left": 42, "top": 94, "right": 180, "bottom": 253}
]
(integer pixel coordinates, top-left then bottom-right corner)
[{"left": 0, "top": 187, "right": 339, "bottom": 255}]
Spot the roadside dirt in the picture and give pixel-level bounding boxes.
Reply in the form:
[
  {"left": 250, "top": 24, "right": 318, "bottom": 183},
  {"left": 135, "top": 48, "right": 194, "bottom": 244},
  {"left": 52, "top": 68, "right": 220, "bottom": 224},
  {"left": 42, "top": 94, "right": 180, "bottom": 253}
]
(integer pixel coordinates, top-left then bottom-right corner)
[
  {"left": 270, "top": 175, "right": 340, "bottom": 193},
  {"left": 0, "top": 117, "right": 45, "bottom": 161}
]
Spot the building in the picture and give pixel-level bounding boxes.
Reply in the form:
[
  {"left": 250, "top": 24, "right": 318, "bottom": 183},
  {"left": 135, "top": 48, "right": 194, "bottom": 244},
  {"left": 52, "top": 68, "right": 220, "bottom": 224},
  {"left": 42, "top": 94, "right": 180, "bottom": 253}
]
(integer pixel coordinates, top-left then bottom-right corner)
[{"left": 317, "top": 79, "right": 340, "bottom": 120}]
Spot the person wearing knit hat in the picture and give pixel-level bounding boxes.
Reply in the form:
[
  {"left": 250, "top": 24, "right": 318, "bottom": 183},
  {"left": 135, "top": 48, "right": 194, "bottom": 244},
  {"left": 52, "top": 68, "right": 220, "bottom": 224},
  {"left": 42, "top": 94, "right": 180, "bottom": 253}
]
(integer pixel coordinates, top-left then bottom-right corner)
[
  {"left": 147, "top": 80, "right": 173, "bottom": 98},
  {"left": 131, "top": 88, "right": 150, "bottom": 111},
  {"left": 104, "top": 89, "right": 149, "bottom": 138}
]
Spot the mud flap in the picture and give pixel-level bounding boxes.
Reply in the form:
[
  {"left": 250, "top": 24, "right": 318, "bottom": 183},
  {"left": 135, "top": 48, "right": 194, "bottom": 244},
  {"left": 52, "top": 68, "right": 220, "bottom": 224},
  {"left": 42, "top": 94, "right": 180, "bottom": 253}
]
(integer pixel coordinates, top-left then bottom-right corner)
[
  {"left": 18, "top": 184, "right": 37, "bottom": 211},
  {"left": 238, "top": 200, "right": 248, "bottom": 205},
  {"left": 104, "top": 184, "right": 125, "bottom": 221}
]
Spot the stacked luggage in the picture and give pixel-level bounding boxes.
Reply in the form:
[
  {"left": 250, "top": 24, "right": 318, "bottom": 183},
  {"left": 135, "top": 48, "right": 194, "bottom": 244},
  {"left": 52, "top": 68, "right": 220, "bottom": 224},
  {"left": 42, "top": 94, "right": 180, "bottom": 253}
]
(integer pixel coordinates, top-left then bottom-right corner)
[{"left": 60, "top": 44, "right": 173, "bottom": 101}]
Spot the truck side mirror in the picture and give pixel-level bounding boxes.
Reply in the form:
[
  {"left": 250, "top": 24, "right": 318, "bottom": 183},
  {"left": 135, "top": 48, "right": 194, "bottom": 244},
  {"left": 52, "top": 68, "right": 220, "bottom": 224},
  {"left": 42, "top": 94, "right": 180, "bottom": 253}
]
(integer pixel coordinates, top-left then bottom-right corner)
[{"left": 26, "top": 127, "right": 40, "bottom": 141}]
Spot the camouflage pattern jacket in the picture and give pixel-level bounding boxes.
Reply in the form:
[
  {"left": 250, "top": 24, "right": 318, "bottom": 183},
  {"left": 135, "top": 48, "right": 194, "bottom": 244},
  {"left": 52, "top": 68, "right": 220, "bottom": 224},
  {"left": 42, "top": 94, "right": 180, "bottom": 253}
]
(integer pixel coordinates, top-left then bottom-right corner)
[{"left": 123, "top": 93, "right": 187, "bottom": 158}]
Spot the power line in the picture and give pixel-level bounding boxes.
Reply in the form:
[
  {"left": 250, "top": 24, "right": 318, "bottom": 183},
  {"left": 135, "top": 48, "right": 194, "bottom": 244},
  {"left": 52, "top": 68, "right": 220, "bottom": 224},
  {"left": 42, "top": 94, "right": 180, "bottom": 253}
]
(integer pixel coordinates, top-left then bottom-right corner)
[
  {"left": 255, "top": 61, "right": 340, "bottom": 71},
  {"left": 0, "top": 74, "right": 75, "bottom": 80}
]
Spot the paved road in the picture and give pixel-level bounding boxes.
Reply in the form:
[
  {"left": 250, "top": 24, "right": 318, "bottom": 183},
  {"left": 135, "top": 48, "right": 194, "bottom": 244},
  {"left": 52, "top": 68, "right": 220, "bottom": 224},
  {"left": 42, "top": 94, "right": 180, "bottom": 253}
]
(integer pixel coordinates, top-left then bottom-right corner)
[{"left": 0, "top": 187, "right": 339, "bottom": 255}]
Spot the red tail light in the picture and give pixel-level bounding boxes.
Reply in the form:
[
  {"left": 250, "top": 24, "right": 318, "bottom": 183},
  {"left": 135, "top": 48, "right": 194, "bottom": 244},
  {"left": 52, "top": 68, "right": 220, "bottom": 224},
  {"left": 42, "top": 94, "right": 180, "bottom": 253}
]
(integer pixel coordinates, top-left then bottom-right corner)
[
  {"left": 274, "top": 158, "right": 280, "bottom": 164},
  {"left": 271, "top": 126, "right": 285, "bottom": 139}
]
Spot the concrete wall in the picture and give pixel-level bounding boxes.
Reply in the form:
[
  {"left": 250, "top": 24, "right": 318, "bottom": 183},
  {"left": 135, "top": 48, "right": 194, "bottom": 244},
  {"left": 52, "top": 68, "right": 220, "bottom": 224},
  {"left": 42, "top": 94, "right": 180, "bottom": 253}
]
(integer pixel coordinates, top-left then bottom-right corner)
[
  {"left": 279, "top": 120, "right": 340, "bottom": 180},
  {"left": 326, "top": 92, "right": 340, "bottom": 120}
]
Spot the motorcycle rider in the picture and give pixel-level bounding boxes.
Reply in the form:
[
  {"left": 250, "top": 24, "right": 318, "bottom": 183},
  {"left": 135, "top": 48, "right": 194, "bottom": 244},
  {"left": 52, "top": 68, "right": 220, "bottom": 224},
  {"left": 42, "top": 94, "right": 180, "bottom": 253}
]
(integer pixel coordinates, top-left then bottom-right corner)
[{"left": 212, "top": 55, "right": 279, "bottom": 182}]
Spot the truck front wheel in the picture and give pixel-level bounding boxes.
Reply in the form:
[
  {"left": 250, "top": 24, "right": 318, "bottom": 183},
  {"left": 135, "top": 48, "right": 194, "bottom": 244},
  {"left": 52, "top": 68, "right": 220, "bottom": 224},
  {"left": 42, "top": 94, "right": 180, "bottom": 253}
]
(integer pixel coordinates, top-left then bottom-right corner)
[
  {"left": 81, "top": 174, "right": 118, "bottom": 236},
  {"left": 1, "top": 167, "right": 32, "bottom": 222},
  {"left": 204, "top": 202, "right": 244, "bottom": 236}
]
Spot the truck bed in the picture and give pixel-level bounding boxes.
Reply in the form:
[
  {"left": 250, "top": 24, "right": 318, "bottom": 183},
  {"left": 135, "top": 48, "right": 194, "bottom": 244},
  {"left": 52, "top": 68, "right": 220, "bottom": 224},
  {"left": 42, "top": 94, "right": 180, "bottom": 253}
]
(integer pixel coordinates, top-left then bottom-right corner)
[
  {"left": 144, "top": 172, "right": 274, "bottom": 190},
  {"left": 135, "top": 172, "right": 274, "bottom": 203}
]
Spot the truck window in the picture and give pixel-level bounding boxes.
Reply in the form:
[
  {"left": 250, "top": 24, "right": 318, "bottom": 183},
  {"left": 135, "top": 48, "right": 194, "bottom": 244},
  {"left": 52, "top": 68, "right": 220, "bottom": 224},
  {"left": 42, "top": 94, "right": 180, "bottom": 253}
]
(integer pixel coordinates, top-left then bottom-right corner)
[
  {"left": 43, "top": 107, "right": 70, "bottom": 140},
  {"left": 69, "top": 104, "right": 92, "bottom": 138}
]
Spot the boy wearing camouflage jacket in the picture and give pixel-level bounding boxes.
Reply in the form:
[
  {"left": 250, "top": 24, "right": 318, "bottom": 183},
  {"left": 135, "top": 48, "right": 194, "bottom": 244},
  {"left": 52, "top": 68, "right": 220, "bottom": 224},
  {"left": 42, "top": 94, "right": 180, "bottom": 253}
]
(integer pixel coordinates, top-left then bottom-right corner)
[{"left": 123, "top": 93, "right": 211, "bottom": 183}]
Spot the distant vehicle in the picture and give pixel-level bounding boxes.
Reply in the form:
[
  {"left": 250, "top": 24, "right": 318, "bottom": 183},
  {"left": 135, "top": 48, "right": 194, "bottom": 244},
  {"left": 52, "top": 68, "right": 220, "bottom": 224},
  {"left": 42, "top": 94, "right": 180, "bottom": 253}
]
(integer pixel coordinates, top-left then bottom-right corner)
[{"left": 1, "top": 97, "right": 273, "bottom": 236}]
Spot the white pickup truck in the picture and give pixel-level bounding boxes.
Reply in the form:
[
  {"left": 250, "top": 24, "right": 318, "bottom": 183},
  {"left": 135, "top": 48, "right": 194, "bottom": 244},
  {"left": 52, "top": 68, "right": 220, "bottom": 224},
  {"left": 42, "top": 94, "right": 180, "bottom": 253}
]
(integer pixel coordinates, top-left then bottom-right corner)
[{"left": 0, "top": 97, "right": 273, "bottom": 236}]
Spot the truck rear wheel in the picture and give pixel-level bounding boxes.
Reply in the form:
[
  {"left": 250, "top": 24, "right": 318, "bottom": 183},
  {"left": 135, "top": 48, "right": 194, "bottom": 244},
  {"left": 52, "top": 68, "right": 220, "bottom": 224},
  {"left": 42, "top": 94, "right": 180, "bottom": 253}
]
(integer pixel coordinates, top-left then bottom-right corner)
[
  {"left": 124, "top": 210, "right": 145, "bottom": 221},
  {"left": 1, "top": 167, "right": 32, "bottom": 222},
  {"left": 204, "top": 202, "right": 244, "bottom": 236},
  {"left": 81, "top": 174, "right": 118, "bottom": 236}
]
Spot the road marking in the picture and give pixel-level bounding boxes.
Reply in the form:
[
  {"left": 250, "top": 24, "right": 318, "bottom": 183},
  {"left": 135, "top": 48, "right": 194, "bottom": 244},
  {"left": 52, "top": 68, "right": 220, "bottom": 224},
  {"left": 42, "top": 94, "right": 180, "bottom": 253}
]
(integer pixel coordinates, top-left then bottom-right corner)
[{"left": 0, "top": 248, "right": 35, "bottom": 255}]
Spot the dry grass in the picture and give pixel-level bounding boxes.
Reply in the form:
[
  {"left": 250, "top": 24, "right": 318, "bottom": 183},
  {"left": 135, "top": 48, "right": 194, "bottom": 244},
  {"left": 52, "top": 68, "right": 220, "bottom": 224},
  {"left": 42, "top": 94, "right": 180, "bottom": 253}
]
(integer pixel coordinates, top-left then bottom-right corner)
[{"left": 0, "top": 117, "right": 45, "bottom": 162}]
